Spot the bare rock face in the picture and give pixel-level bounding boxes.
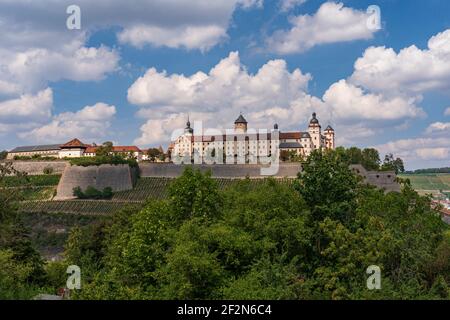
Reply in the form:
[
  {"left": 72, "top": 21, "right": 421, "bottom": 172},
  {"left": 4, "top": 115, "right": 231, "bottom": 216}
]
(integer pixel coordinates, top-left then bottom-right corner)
[{"left": 55, "top": 164, "right": 133, "bottom": 200}]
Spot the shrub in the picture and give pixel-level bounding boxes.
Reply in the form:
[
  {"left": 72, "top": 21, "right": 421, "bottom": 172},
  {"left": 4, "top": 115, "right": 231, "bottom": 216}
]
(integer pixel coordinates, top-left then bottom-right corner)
[
  {"left": 43, "top": 167, "right": 54, "bottom": 175},
  {"left": 69, "top": 155, "right": 138, "bottom": 168},
  {"left": 73, "top": 186, "right": 114, "bottom": 200}
]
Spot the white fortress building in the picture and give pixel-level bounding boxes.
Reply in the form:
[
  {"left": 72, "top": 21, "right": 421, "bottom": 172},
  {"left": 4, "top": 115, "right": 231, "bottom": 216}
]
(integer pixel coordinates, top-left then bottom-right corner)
[{"left": 172, "top": 113, "right": 335, "bottom": 164}]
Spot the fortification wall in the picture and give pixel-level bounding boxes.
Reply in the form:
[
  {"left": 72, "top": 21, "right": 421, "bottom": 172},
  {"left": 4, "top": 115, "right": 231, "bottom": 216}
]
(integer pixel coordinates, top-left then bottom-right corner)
[
  {"left": 55, "top": 164, "right": 133, "bottom": 200},
  {"left": 2, "top": 161, "right": 68, "bottom": 175},
  {"left": 350, "top": 164, "right": 401, "bottom": 192},
  {"left": 140, "top": 163, "right": 302, "bottom": 178}
]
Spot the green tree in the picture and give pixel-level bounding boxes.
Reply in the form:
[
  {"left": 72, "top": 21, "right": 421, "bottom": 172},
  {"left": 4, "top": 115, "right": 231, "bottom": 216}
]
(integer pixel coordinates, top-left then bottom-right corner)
[
  {"left": 0, "top": 150, "right": 7, "bottom": 160},
  {"left": 96, "top": 141, "right": 113, "bottom": 157}
]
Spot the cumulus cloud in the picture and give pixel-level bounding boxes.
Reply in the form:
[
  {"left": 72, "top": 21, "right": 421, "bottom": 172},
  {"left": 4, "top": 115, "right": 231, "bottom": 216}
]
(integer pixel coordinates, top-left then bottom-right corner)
[
  {"left": 351, "top": 29, "right": 450, "bottom": 94},
  {"left": 19, "top": 103, "right": 116, "bottom": 143},
  {"left": 0, "top": 88, "right": 53, "bottom": 129},
  {"left": 267, "top": 2, "right": 378, "bottom": 54},
  {"left": 323, "top": 79, "right": 424, "bottom": 121},
  {"left": 425, "top": 122, "right": 450, "bottom": 135},
  {"left": 375, "top": 137, "right": 450, "bottom": 168},
  {"left": 280, "top": 0, "right": 307, "bottom": 12},
  {"left": 128, "top": 51, "right": 325, "bottom": 145},
  {"left": 127, "top": 50, "right": 436, "bottom": 146}
]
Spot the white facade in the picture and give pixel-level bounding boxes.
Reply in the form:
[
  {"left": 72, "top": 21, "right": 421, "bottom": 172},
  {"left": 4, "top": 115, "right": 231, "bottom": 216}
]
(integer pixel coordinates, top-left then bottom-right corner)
[{"left": 172, "top": 113, "right": 335, "bottom": 163}]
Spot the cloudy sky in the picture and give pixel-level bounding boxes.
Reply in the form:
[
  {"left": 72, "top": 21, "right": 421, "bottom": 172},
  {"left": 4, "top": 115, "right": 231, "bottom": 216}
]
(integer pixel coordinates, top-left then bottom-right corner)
[{"left": 0, "top": 0, "right": 449, "bottom": 169}]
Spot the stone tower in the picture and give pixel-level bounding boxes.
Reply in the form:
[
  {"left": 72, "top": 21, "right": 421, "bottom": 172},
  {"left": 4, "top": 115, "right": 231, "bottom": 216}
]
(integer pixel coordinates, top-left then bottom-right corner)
[
  {"left": 308, "top": 112, "right": 322, "bottom": 149},
  {"left": 234, "top": 114, "right": 248, "bottom": 133},
  {"left": 324, "top": 125, "right": 335, "bottom": 149}
]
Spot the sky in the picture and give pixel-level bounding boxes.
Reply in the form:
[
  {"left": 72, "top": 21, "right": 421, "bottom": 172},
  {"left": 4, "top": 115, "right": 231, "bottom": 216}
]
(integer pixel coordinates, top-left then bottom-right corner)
[{"left": 0, "top": 0, "right": 449, "bottom": 170}]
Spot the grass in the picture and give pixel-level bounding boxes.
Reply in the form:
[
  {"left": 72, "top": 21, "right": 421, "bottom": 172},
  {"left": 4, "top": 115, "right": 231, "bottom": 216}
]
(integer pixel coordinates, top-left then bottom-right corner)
[
  {"left": 398, "top": 173, "right": 450, "bottom": 191},
  {"left": 2, "top": 174, "right": 61, "bottom": 187}
]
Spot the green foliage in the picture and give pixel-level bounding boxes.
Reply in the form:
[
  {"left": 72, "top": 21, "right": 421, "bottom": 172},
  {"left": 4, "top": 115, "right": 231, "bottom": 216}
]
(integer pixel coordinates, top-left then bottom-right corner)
[
  {"left": 381, "top": 153, "right": 405, "bottom": 174},
  {"left": 13, "top": 155, "right": 58, "bottom": 161},
  {"left": 69, "top": 154, "right": 138, "bottom": 168},
  {"left": 0, "top": 150, "right": 7, "bottom": 160},
  {"left": 146, "top": 148, "right": 164, "bottom": 162},
  {"left": 73, "top": 186, "right": 114, "bottom": 200},
  {"left": 95, "top": 141, "right": 114, "bottom": 157},
  {"left": 2, "top": 174, "right": 61, "bottom": 187}
]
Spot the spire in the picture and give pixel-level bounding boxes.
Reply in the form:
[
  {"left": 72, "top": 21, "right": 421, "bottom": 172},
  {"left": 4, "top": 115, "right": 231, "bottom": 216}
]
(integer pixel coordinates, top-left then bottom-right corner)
[
  {"left": 309, "top": 112, "right": 319, "bottom": 125},
  {"left": 234, "top": 113, "right": 247, "bottom": 124}
]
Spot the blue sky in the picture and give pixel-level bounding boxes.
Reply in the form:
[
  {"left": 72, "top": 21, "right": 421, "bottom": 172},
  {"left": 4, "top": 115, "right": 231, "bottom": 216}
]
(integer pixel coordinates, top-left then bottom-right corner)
[{"left": 0, "top": 0, "right": 449, "bottom": 169}]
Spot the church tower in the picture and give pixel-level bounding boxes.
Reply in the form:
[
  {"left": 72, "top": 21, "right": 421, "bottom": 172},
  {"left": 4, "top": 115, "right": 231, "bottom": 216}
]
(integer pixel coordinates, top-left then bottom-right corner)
[
  {"left": 234, "top": 114, "right": 248, "bottom": 133},
  {"left": 324, "top": 125, "right": 335, "bottom": 149},
  {"left": 308, "top": 112, "right": 322, "bottom": 149}
]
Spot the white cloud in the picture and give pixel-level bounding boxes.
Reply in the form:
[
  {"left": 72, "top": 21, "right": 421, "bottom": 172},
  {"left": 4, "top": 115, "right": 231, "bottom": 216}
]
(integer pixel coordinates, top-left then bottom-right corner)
[
  {"left": 351, "top": 29, "right": 450, "bottom": 94},
  {"left": 376, "top": 137, "right": 450, "bottom": 165},
  {"left": 445, "top": 107, "right": 450, "bottom": 116},
  {"left": 425, "top": 122, "right": 450, "bottom": 135},
  {"left": 267, "top": 2, "right": 378, "bottom": 54},
  {"left": 0, "top": 88, "right": 53, "bottom": 123},
  {"left": 128, "top": 51, "right": 433, "bottom": 146},
  {"left": 323, "top": 79, "right": 425, "bottom": 121},
  {"left": 280, "top": 0, "right": 307, "bottom": 12},
  {"left": 128, "top": 51, "right": 324, "bottom": 145},
  {"left": 19, "top": 103, "right": 116, "bottom": 143},
  {"left": 118, "top": 25, "right": 227, "bottom": 52},
  {"left": 0, "top": 45, "right": 119, "bottom": 95}
]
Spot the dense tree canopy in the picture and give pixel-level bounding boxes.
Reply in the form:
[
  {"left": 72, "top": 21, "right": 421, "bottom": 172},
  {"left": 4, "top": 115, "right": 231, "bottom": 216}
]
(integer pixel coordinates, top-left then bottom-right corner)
[
  {"left": 1, "top": 149, "right": 449, "bottom": 300},
  {"left": 59, "top": 151, "right": 449, "bottom": 300}
]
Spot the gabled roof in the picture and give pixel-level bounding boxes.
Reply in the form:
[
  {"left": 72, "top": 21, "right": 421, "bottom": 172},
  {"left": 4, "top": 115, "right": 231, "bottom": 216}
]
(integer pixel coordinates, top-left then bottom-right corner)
[
  {"left": 325, "top": 125, "right": 334, "bottom": 131},
  {"left": 9, "top": 144, "right": 62, "bottom": 153},
  {"left": 234, "top": 114, "right": 248, "bottom": 124},
  {"left": 60, "top": 138, "right": 88, "bottom": 149}
]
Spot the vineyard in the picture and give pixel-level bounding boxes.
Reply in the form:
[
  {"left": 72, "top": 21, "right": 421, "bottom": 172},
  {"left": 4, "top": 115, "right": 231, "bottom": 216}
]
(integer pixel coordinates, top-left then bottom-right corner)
[
  {"left": 398, "top": 173, "right": 450, "bottom": 191},
  {"left": 19, "top": 200, "right": 143, "bottom": 216},
  {"left": 18, "top": 177, "right": 296, "bottom": 215}
]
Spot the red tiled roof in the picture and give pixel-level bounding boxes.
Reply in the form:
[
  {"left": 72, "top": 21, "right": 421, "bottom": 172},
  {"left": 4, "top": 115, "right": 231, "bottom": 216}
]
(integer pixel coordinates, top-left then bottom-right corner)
[
  {"left": 279, "top": 132, "right": 302, "bottom": 139},
  {"left": 85, "top": 146, "right": 97, "bottom": 153},
  {"left": 60, "top": 138, "right": 89, "bottom": 148}
]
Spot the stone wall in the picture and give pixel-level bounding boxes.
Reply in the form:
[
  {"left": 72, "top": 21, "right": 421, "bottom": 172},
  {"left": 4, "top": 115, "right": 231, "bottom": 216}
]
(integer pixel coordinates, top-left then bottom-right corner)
[
  {"left": 2, "top": 161, "right": 68, "bottom": 175},
  {"left": 55, "top": 164, "right": 134, "bottom": 200},
  {"left": 350, "top": 164, "right": 401, "bottom": 192},
  {"left": 140, "top": 163, "right": 302, "bottom": 178}
]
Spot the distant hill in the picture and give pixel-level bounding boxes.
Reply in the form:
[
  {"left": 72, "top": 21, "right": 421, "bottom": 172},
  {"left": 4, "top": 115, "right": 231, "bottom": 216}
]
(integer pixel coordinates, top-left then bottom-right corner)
[{"left": 405, "top": 167, "right": 450, "bottom": 174}]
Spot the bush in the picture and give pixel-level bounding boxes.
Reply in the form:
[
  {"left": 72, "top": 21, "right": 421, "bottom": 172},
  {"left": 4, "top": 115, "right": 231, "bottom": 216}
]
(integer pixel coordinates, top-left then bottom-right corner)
[
  {"left": 43, "top": 167, "right": 54, "bottom": 175},
  {"left": 72, "top": 186, "right": 114, "bottom": 200},
  {"left": 69, "top": 155, "right": 138, "bottom": 168}
]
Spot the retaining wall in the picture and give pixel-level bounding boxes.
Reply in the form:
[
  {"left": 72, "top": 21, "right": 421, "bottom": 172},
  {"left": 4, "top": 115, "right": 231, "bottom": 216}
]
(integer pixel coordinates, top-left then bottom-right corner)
[
  {"left": 2, "top": 161, "right": 68, "bottom": 175},
  {"left": 55, "top": 164, "right": 134, "bottom": 200},
  {"left": 139, "top": 163, "right": 302, "bottom": 178}
]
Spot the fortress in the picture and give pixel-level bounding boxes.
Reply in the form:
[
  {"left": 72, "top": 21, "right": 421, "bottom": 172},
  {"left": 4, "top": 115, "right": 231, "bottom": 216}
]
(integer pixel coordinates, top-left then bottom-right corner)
[{"left": 172, "top": 113, "right": 335, "bottom": 164}]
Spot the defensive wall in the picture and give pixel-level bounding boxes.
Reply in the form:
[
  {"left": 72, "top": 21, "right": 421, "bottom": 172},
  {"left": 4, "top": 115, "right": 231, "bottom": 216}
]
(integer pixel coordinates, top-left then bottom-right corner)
[
  {"left": 139, "top": 163, "right": 303, "bottom": 178},
  {"left": 350, "top": 164, "right": 401, "bottom": 193},
  {"left": 2, "top": 161, "right": 68, "bottom": 175},
  {"left": 55, "top": 164, "right": 135, "bottom": 200}
]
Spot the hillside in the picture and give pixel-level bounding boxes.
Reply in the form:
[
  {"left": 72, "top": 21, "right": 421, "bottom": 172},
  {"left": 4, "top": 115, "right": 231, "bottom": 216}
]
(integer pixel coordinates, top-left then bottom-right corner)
[
  {"left": 18, "top": 177, "right": 295, "bottom": 215},
  {"left": 398, "top": 173, "right": 450, "bottom": 193}
]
